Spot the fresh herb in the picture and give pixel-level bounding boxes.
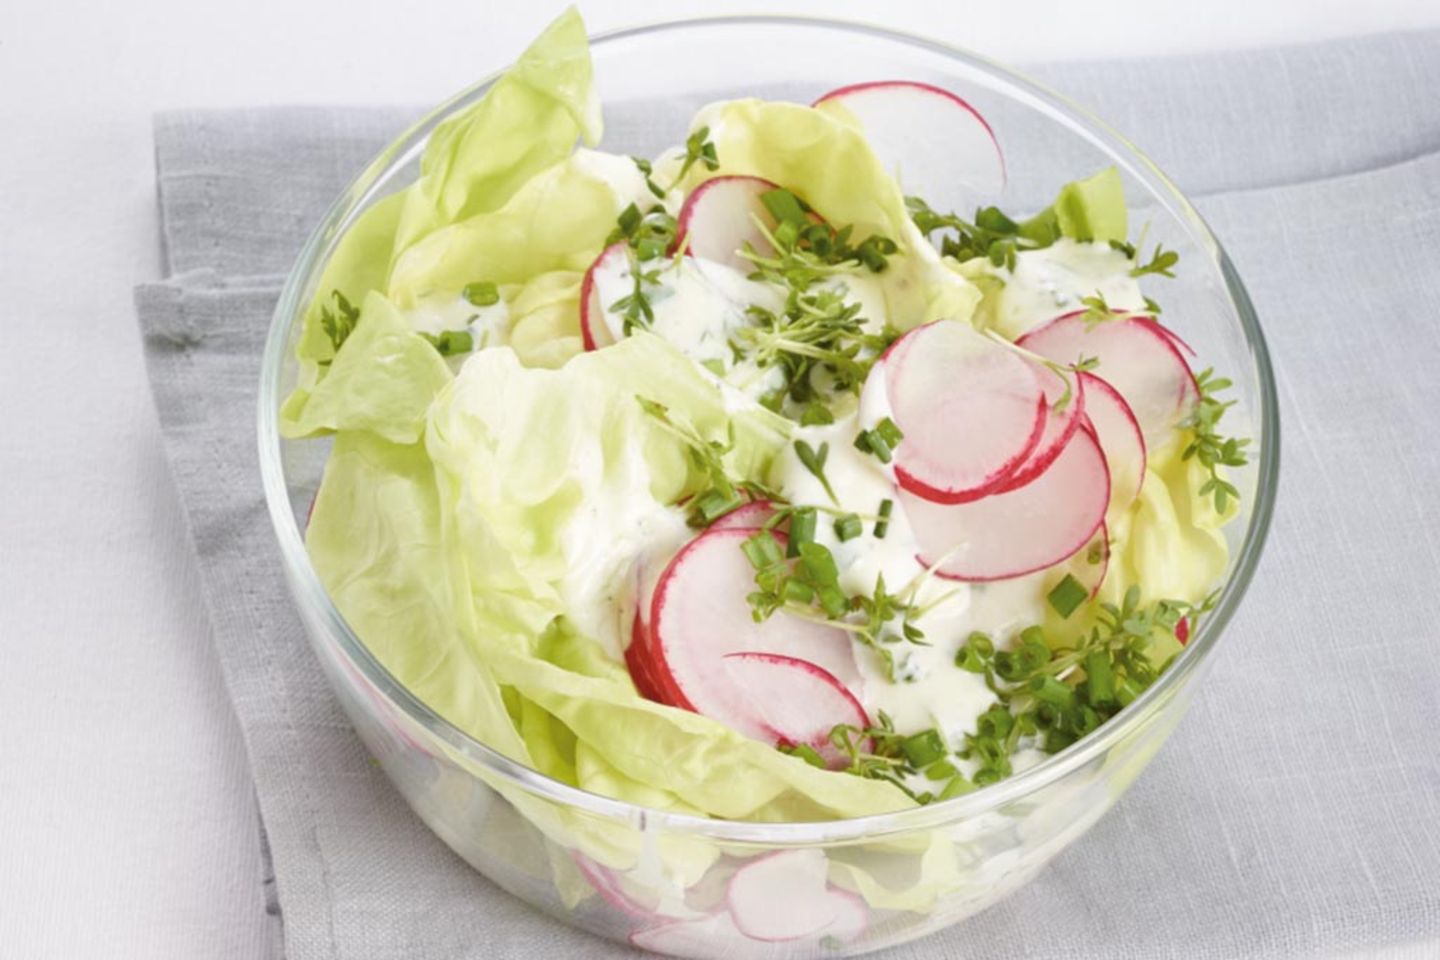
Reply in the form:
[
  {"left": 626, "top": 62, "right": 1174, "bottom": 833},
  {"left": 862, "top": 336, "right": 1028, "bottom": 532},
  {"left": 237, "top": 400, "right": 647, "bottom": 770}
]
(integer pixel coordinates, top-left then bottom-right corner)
[
  {"left": 419, "top": 329, "right": 474, "bottom": 357},
  {"left": 319, "top": 290, "right": 360, "bottom": 355},
  {"left": 637, "top": 397, "right": 777, "bottom": 525},
  {"left": 630, "top": 156, "right": 667, "bottom": 200},
  {"left": 1080, "top": 292, "right": 1115, "bottom": 327},
  {"left": 799, "top": 402, "right": 835, "bottom": 426},
  {"left": 740, "top": 532, "right": 932, "bottom": 681},
  {"left": 953, "top": 586, "right": 1216, "bottom": 783},
  {"left": 906, "top": 195, "right": 1058, "bottom": 270},
  {"left": 1046, "top": 574, "right": 1089, "bottom": 619},
  {"left": 853, "top": 417, "right": 905, "bottom": 464},
  {"left": 793, "top": 440, "right": 838, "bottom": 505},
  {"left": 1116, "top": 242, "right": 1180, "bottom": 279},
  {"left": 833, "top": 513, "right": 863, "bottom": 542},
  {"left": 1180, "top": 367, "right": 1250, "bottom": 513},
  {"left": 821, "top": 712, "right": 971, "bottom": 803},
  {"left": 731, "top": 188, "right": 900, "bottom": 415},
  {"left": 671, "top": 125, "right": 720, "bottom": 187},
  {"left": 604, "top": 201, "right": 683, "bottom": 334},
  {"left": 462, "top": 280, "right": 500, "bottom": 307},
  {"left": 608, "top": 257, "right": 665, "bottom": 335},
  {"left": 874, "top": 498, "right": 894, "bottom": 538}
]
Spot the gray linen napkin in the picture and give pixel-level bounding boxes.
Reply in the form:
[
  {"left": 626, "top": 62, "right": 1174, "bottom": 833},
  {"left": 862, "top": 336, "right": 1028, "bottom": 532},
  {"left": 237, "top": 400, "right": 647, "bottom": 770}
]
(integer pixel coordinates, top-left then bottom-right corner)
[{"left": 137, "top": 31, "right": 1440, "bottom": 960}]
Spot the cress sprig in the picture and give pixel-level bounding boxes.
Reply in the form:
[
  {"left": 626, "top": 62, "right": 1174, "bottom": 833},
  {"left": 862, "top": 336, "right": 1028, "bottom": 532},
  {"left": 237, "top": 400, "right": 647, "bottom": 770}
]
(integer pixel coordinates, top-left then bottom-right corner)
[
  {"left": 954, "top": 585, "right": 1216, "bottom": 783},
  {"left": 636, "top": 397, "right": 778, "bottom": 526},
  {"left": 1180, "top": 367, "right": 1250, "bottom": 513},
  {"left": 734, "top": 188, "right": 900, "bottom": 414}
]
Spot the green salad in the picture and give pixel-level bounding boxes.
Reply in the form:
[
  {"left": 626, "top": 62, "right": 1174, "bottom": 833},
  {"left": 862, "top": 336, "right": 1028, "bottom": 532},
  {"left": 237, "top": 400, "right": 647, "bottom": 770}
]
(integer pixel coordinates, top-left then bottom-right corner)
[{"left": 284, "top": 8, "right": 1246, "bottom": 825}]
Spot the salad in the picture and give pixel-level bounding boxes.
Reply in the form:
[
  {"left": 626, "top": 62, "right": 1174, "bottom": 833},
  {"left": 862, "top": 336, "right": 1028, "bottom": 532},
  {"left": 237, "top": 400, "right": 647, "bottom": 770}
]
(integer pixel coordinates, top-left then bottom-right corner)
[{"left": 284, "top": 8, "right": 1246, "bottom": 830}]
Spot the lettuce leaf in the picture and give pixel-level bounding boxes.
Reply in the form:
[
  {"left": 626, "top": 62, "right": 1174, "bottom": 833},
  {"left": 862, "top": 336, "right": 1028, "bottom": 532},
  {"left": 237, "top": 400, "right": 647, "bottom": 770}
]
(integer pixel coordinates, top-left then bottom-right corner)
[
  {"left": 285, "top": 7, "right": 598, "bottom": 413},
  {"left": 682, "top": 99, "right": 982, "bottom": 331},
  {"left": 386, "top": 150, "right": 635, "bottom": 307},
  {"left": 280, "top": 291, "right": 452, "bottom": 443}
]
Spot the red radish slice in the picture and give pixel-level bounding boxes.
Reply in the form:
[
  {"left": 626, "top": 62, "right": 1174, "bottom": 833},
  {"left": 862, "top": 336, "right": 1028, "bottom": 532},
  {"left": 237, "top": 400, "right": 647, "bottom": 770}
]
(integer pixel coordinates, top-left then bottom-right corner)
[
  {"left": 814, "top": 80, "right": 1004, "bottom": 199},
  {"left": 1017, "top": 312, "right": 1198, "bottom": 449},
  {"left": 905, "top": 422, "right": 1110, "bottom": 581},
  {"left": 722, "top": 653, "right": 868, "bottom": 768},
  {"left": 995, "top": 362, "right": 1085, "bottom": 493},
  {"left": 650, "top": 528, "right": 862, "bottom": 730},
  {"left": 579, "top": 242, "right": 628, "bottom": 351},
  {"left": 625, "top": 613, "right": 670, "bottom": 705},
  {"left": 1155, "top": 323, "right": 1197, "bottom": 358},
  {"left": 1176, "top": 617, "right": 1191, "bottom": 645},
  {"left": 727, "top": 850, "right": 869, "bottom": 943},
  {"left": 1079, "top": 372, "right": 1147, "bottom": 508},
  {"left": 707, "top": 499, "right": 778, "bottom": 531},
  {"left": 674, "top": 175, "right": 780, "bottom": 272},
  {"left": 875, "top": 320, "right": 1047, "bottom": 504}
]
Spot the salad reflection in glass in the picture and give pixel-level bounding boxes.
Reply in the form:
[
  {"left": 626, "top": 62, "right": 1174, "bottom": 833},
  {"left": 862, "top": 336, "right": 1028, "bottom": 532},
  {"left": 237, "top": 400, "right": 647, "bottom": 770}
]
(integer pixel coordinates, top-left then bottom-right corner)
[{"left": 281, "top": 8, "right": 1248, "bottom": 951}]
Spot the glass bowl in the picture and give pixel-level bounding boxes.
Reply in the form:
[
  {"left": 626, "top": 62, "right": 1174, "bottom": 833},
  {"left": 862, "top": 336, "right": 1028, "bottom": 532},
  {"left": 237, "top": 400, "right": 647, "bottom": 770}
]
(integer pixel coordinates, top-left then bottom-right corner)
[{"left": 259, "top": 15, "right": 1278, "bottom": 958}]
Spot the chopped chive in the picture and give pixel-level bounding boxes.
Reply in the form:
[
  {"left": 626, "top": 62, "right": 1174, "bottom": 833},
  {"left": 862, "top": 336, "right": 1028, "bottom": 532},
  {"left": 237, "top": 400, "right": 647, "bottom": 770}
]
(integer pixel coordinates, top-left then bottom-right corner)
[
  {"left": 833, "top": 513, "right": 863, "bottom": 542},
  {"left": 1028, "top": 675, "right": 1077, "bottom": 709},
  {"left": 760, "top": 187, "right": 808, "bottom": 226},
  {"left": 462, "top": 281, "right": 500, "bottom": 307},
  {"left": 1047, "top": 574, "right": 1089, "bottom": 619},
  {"left": 874, "top": 417, "right": 904, "bottom": 448},
  {"left": 1084, "top": 649, "right": 1115, "bottom": 704},
  {"left": 742, "top": 530, "right": 784, "bottom": 570},
  {"left": 874, "top": 498, "right": 894, "bottom": 538},
  {"left": 787, "top": 507, "right": 817, "bottom": 557},
  {"left": 419, "top": 329, "right": 474, "bottom": 356},
  {"left": 901, "top": 729, "right": 947, "bottom": 768}
]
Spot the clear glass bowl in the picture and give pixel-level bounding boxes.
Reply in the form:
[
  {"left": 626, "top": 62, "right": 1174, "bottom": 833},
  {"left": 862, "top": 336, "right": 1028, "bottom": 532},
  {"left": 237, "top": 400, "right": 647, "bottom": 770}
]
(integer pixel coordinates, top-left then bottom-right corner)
[{"left": 259, "top": 16, "right": 1278, "bottom": 958}]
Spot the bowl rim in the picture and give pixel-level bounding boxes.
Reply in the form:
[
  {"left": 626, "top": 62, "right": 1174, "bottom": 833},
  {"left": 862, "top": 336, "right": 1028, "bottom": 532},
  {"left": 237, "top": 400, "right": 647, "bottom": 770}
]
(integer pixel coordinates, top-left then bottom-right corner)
[{"left": 258, "top": 12, "right": 1280, "bottom": 844}]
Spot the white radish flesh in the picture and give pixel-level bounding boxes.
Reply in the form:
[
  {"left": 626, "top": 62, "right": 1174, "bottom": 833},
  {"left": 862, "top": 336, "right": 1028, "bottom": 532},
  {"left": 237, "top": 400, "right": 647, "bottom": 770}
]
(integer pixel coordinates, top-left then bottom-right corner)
[
  {"left": 1017, "top": 312, "right": 1198, "bottom": 449},
  {"left": 876, "top": 320, "right": 1047, "bottom": 504},
  {"left": 995, "top": 361, "right": 1085, "bottom": 493},
  {"left": 813, "top": 80, "right": 1005, "bottom": 202},
  {"left": 1079, "top": 371, "right": 1147, "bottom": 508},
  {"left": 904, "top": 423, "right": 1110, "bottom": 581},
  {"left": 727, "top": 849, "right": 869, "bottom": 943},
  {"left": 650, "top": 529, "right": 862, "bottom": 730},
  {"left": 722, "top": 653, "right": 869, "bottom": 767},
  {"left": 675, "top": 175, "right": 780, "bottom": 272},
  {"left": 579, "top": 242, "right": 627, "bottom": 351}
]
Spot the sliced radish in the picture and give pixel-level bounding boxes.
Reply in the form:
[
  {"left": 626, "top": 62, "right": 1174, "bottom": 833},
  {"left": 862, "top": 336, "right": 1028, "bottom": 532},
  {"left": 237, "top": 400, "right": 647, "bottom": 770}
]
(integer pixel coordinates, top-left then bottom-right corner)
[
  {"left": 674, "top": 175, "right": 780, "bottom": 272},
  {"left": 722, "top": 653, "right": 868, "bottom": 767},
  {"left": 707, "top": 498, "right": 778, "bottom": 532},
  {"left": 625, "top": 612, "right": 669, "bottom": 705},
  {"left": 905, "top": 423, "right": 1110, "bottom": 581},
  {"left": 1153, "top": 322, "right": 1197, "bottom": 358},
  {"left": 874, "top": 320, "right": 1047, "bottom": 504},
  {"left": 1017, "top": 312, "right": 1198, "bottom": 449},
  {"left": 573, "top": 853, "right": 656, "bottom": 919},
  {"left": 1079, "top": 371, "right": 1146, "bottom": 508},
  {"left": 813, "top": 80, "right": 1004, "bottom": 200},
  {"left": 727, "top": 849, "right": 869, "bottom": 943},
  {"left": 650, "top": 528, "right": 862, "bottom": 734},
  {"left": 1176, "top": 617, "right": 1191, "bottom": 645},
  {"left": 994, "top": 362, "right": 1085, "bottom": 493},
  {"left": 579, "top": 242, "right": 628, "bottom": 351}
]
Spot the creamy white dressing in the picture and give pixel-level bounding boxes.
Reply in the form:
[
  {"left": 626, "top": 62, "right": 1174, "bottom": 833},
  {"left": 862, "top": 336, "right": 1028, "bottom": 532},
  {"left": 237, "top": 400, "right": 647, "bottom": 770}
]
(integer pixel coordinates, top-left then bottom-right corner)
[
  {"left": 404, "top": 292, "right": 511, "bottom": 372},
  {"left": 989, "top": 239, "right": 1146, "bottom": 339}
]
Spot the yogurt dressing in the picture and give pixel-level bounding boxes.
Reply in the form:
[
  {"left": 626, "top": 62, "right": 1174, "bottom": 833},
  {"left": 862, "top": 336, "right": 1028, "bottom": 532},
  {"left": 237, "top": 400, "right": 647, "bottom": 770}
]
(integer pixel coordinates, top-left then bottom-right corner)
[{"left": 988, "top": 238, "right": 1146, "bottom": 339}]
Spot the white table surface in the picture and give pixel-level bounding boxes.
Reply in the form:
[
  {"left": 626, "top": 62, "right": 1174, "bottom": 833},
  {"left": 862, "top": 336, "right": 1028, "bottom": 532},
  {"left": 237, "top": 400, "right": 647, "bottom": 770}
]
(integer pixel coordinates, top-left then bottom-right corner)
[{"left": 3, "top": 2, "right": 1438, "bottom": 957}]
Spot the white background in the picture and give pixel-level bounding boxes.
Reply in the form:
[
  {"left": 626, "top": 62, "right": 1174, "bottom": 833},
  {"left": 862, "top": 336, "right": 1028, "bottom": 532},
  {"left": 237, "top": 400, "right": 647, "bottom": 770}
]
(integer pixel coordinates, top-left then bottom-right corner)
[{"left": 2, "top": 2, "right": 1437, "bottom": 957}]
